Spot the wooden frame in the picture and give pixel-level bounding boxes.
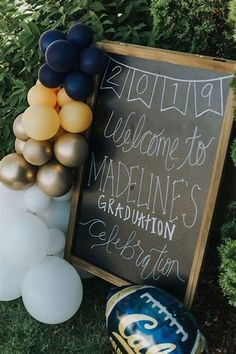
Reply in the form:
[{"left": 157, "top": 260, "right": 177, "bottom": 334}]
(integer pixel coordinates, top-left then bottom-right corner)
[{"left": 65, "top": 41, "right": 236, "bottom": 308}]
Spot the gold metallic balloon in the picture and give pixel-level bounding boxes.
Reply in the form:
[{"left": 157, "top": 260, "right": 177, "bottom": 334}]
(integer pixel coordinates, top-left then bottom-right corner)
[
  {"left": 13, "top": 114, "right": 29, "bottom": 141},
  {"left": 15, "top": 139, "right": 26, "bottom": 154},
  {"left": 23, "top": 139, "right": 53, "bottom": 166},
  {"left": 37, "top": 161, "right": 73, "bottom": 197},
  {"left": 54, "top": 133, "right": 89, "bottom": 168},
  {"left": 0, "top": 153, "right": 36, "bottom": 190}
]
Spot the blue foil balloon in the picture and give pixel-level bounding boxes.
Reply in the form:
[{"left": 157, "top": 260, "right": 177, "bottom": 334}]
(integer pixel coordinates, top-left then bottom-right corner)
[
  {"left": 67, "top": 23, "right": 93, "bottom": 49},
  {"left": 38, "top": 63, "right": 65, "bottom": 88},
  {"left": 45, "top": 39, "right": 77, "bottom": 73},
  {"left": 64, "top": 71, "right": 94, "bottom": 101},
  {"left": 79, "top": 46, "right": 108, "bottom": 75},
  {"left": 39, "top": 29, "right": 66, "bottom": 55},
  {"left": 106, "top": 285, "right": 206, "bottom": 354}
]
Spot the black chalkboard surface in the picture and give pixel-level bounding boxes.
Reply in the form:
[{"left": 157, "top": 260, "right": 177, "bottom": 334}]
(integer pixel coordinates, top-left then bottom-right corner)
[{"left": 65, "top": 42, "right": 235, "bottom": 306}]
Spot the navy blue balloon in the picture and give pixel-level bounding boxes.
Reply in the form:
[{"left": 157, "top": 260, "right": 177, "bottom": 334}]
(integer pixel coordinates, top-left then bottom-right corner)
[
  {"left": 39, "top": 29, "right": 66, "bottom": 55},
  {"left": 38, "top": 63, "right": 65, "bottom": 88},
  {"left": 64, "top": 71, "right": 94, "bottom": 100},
  {"left": 67, "top": 23, "right": 93, "bottom": 49},
  {"left": 79, "top": 47, "right": 108, "bottom": 75},
  {"left": 45, "top": 40, "right": 77, "bottom": 73},
  {"left": 106, "top": 285, "right": 206, "bottom": 354}
]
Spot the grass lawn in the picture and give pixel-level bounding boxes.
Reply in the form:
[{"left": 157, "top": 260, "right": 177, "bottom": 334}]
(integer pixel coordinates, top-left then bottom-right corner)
[
  {"left": 0, "top": 232, "right": 236, "bottom": 354},
  {"left": 0, "top": 278, "right": 111, "bottom": 354}
]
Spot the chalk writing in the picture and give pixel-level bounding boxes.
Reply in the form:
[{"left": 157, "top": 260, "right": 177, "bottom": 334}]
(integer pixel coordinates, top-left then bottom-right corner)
[
  {"left": 80, "top": 218, "right": 185, "bottom": 283},
  {"left": 87, "top": 153, "right": 201, "bottom": 229},
  {"left": 160, "top": 77, "right": 191, "bottom": 115},
  {"left": 72, "top": 50, "right": 232, "bottom": 298},
  {"left": 127, "top": 70, "right": 158, "bottom": 108},
  {"left": 97, "top": 195, "right": 177, "bottom": 241},
  {"left": 103, "top": 110, "right": 215, "bottom": 171},
  {"left": 100, "top": 56, "right": 232, "bottom": 116}
]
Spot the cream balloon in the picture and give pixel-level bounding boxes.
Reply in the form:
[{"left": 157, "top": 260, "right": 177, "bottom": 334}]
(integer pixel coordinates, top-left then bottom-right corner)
[
  {"left": 0, "top": 153, "right": 36, "bottom": 190},
  {"left": 37, "top": 161, "right": 73, "bottom": 197},
  {"left": 22, "top": 105, "right": 60, "bottom": 141},
  {"left": 13, "top": 113, "right": 29, "bottom": 141},
  {"left": 22, "top": 256, "right": 83, "bottom": 324}
]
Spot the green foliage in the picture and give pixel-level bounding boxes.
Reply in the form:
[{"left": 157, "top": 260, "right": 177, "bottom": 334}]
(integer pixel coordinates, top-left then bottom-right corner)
[
  {"left": 219, "top": 203, "right": 236, "bottom": 306},
  {"left": 150, "top": 0, "right": 235, "bottom": 57},
  {"left": 1, "top": 0, "right": 235, "bottom": 160},
  {"left": 219, "top": 238, "right": 236, "bottom": 307},
  {"left": 231, "top": 138, "right": 236, "bottom": 166},
  {"left": 0, "top": 0, "right": 152, "bottom": 159},
  {"left": 221, "top": 202, "right": 236, "bottom": 240},
  {"left": 229, "top": 0, "right": 236, "bottom": 41},
  {"left": 0, "top": 279, "right": 110, "bottom": 354}
]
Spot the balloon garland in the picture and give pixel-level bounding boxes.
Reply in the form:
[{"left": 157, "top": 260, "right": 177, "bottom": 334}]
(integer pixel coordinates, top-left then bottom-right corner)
[
  {"left": 0, "top": 23, "right": 205, "bottom": 352},
  {"left": 0, "top": 22, "right": 106, "bottom": 324},
  {"left": 0, "top": 22, "right": 107, "bottom": 197}
]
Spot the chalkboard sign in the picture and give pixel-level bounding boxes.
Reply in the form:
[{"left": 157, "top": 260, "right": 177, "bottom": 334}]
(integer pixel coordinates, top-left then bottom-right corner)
[{"left": 65, "top": 41, "right": 235, "bottom": 307}]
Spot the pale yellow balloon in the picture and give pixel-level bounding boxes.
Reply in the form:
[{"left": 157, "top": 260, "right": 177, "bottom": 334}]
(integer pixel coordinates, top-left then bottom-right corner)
[
  {"left": 15, "top": 138, "right": 26, "bottom": 154},
  {"left": 54, "top": 104, "right": 61, "bottom": 113},
  {"left": 13, "top": 114, "right": 29, "bottom": 141},
  {"left": 57, "top": 88, "right": 74, "bottom": 107},
  {"left": 36, "top": 79, "right": 60, "bottom": 93},
  {"left": 22, "top": 105, "right": 60, "bottom": 141},
  {"left": 27, "top": 85, "right": 57, "bottom": 107},
  {"left": 59, "top": 101, "right": 93, "bottom": 133}
]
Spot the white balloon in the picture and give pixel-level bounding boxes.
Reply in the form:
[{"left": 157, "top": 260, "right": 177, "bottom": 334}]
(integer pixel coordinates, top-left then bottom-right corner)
[
  {"left": 0, "top": 182, "right": 26, "bottom": 220},
  {"left": 55, "top": 251, "right": 64, "bottom": 259},
  {"left": 24, "top": 185, "right": 51, "bottom": 214},
  {"left": 2, "top": 212, "right": 49, "bottom": 267},
  {"left": 53, "top": 186, "right": 73, "bottom": 202},
  {"left": 39, "top": 200, "right": 71, "bottom": 232},
  {"left": 0, "top": 259, "right": 28, "bottom": 301},
  {"left": 22, "top": 256, "right": 83, "bottom": 324},
  {"left": 48, "top": 228, "right": 66, "bottom": 256}
]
